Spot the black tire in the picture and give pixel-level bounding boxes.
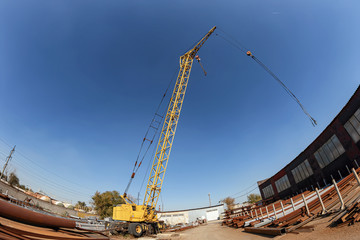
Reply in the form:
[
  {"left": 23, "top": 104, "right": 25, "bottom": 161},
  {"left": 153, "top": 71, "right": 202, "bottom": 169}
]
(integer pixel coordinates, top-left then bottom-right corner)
[
  {"left": 147, "top": 224, "right": 154, "bottom": 234},
  {"left": 152, "top": 223, "right": 160, "bottom": 234},
  {"left": 129, "top": 223, "right": 143, "bottom": 237}
]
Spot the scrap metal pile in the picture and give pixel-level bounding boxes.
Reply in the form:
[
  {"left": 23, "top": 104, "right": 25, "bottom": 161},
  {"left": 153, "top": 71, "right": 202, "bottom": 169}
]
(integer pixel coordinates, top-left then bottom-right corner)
[
  {"left": 222, "top": 167, "right": 360, "bottom": 236},
  {"left": 166, "top": 218, "right": 207, "bottom": 233},
  {"left": 0, "top": 195, "right": 108, "bottom": 239},
  {"left": 331, "top": 199, "right": 360, "bottom": 227}
]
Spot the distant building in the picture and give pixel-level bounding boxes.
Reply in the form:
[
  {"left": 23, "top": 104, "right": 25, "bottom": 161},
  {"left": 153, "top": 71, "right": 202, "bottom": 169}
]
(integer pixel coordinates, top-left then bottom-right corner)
[
  {"left": 258, "top": 85, "right": 360, "bottom": 203},
  {"left": 158, "top": 204, "right": 224, "bottom": 225}
]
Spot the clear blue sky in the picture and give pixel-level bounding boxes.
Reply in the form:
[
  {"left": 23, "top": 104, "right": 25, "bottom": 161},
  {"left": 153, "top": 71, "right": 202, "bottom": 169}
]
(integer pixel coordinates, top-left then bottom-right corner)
[{"left": 0, "top": 0, "right": 359, "bottom": 210}]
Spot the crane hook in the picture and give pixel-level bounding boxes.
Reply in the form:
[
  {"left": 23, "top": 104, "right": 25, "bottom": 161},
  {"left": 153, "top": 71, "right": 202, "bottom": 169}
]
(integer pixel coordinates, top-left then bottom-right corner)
[{"left": 195, "top": 55, "right": 207, "bottom": 76}]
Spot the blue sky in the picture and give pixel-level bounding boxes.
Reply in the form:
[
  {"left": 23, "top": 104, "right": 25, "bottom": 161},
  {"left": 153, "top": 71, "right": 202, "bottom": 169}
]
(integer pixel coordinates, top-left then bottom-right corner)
[{"left": 0, "top": 0, "right": 359, "bottom": 210}]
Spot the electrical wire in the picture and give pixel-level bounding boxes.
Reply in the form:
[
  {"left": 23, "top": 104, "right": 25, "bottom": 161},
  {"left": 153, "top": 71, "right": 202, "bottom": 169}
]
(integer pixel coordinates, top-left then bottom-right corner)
[
  {"left": 229, "top": 183, "right": 257, "bottom": 198},
  {"left": 10, "top": 158, "right": 92, "bottom": 198},
  {"left": 0, "top": 137, "right": 94, "bottom": 191},
  {"left": 0, "top": 137, "right": 93, "bottom": 202},
  {"left": 234, "top": 186, "right": 259, "bottom": 200}
]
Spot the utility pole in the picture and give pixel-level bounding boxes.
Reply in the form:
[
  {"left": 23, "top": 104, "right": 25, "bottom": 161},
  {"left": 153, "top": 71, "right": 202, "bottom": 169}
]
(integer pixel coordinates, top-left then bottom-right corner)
[
  {"left": 1, "top": 145, "right": 16, "bottom": 180},
  {"left": 208, "top": 193, "right": 211, "bottom": 207}
]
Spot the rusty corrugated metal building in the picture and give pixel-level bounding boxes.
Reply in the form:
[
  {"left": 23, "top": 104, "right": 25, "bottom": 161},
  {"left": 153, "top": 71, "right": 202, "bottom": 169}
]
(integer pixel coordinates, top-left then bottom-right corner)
[{"left": 259, "top": 85, "right": 360, "bottom": 203}]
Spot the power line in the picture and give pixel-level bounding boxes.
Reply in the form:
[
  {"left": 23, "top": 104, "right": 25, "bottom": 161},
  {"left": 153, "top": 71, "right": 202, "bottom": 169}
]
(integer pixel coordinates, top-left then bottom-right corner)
[
  {"left": 10, "top": 159, "right": 92, "bottom": 198},
  {"left": 234, "top": 186, "right": 259, "bottom": 200},
  {"left": 0, "top": 137, "right": 93, "bottom": 202},
  {"left": 0, "top": 137, "right": 93, "bottom": 191},
  {"left": 10, "top": 156, "right": 92, "bottom": 197},
  {"left": 229, "top": 183, "right": 257, "bottom": 198}
]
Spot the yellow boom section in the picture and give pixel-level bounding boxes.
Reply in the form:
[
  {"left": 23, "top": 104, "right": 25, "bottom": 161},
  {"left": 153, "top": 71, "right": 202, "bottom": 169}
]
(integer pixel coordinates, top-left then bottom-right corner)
[{"left": 143, "top": 26, "right": 216, "bottom": 220}]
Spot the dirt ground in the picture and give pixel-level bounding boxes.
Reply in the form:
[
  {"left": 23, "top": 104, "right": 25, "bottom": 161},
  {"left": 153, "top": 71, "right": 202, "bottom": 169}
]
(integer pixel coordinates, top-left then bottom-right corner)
[
  {"left": 174, "top": 221, "right": 272, "bottom": 240},
  {"left": 277, "top": 214, "right": 360, "bottom": 240},
  {"left": 111, "top": 216, "right": 360, "bottom": 240}
]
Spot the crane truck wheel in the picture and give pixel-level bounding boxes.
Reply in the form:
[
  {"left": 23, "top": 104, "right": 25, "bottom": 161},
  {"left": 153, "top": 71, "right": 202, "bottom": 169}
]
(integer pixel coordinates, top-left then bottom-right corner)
[{"left": 129, "top": 223, "right": 144, "bottom": 237}]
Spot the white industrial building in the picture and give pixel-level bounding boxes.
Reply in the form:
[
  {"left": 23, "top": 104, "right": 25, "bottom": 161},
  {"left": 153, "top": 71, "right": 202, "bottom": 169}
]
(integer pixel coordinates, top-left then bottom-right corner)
[{"left": 158, "top": 204, "right": 224, "bottom": 225}]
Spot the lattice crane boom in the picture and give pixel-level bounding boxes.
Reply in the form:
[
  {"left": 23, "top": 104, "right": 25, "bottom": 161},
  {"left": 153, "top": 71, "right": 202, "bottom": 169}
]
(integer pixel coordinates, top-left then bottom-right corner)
[
  {"left": 143, "top": 26, "right": 216, "bottom": 219},
  {"left": 112, "top": 27, "right": 216, "bottom": 233}
]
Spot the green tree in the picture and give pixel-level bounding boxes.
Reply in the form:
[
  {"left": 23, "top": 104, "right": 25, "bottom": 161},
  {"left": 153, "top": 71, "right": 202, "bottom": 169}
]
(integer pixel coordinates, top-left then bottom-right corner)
[
  {"left": 75, "top": 201, "right": 88, "bottom": 211},
  {"left": 91, "top": 191, "right": 125, "bottom": 219},
  {"left": 76, "top": 201, "right": 86, "bottom": 208},
  {"left": 8, "top": 172, "right": 19, "bottom": 187},
  {"left": 222, "top": 196, "right": 235, "bottom": 210},
  {"left": 247, "top": 193, "right": 262, "bottom": 203}
]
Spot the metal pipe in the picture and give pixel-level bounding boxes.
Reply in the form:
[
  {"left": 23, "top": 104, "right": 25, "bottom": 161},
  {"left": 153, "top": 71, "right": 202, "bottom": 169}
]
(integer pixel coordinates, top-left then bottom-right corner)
[
  {"left": 346, "top": 165, "right": 351, "bottom": 174},
  {"left": 338, "top": 170, "right": 343, "bottom": 179},
  {"left": 260, "top": 208, "right": 263, "bottom": 218},
  {"left": 290, "top": 198, "right": 295, "bottom": 211},
  {"left": 315, "top": 187, "right": 326, "bottom": 214},
  {"left": 332, "top": 178, "right": 345, "bottom": 210},
  {"left": 0, "top": 199, "right": 76, "bottom": 228},
  {"left": 272, "top": 204, "right": 277, "bottom": 219},
  {"left": 244, "top": 227, "right": 285, "bottom": 236},
  {"left": 301, "top": 194, "right": 310, "bottom": 216},
  {"left": 355, "top": 159, "right": 359, "bottom": 169},
  {"left": 352, "top": 168, "right": 360, "bottom": 186},
  {"left": 266, "top": 206, "right": 269, "bottom": 218},
  {"left": 280, "top": 201, "right": 285, "bottom": 217},
  {"left": 250, "top": 210, "right": 253, "bottom": 218}
]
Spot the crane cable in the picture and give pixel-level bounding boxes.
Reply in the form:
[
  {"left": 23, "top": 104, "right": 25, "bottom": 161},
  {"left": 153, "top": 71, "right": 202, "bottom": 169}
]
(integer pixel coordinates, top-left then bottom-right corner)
[
  {"left": 123, "top": 68, "right": 179, "bottom": 197},
  {"left": 216, "top": 28, "right": 317, "bottom": 127}
]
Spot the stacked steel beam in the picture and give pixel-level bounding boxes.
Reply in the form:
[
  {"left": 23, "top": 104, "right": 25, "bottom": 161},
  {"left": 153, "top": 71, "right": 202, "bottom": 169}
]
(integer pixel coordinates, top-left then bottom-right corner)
[
  {"left": 331, "top": 199, "right": 360, "bottom": 226},
  {"left": 0, "top": 196, "right": 109, "bottom": 239},
  {"left": 223, "top": 167, "right": 360, "bottom": 236}
]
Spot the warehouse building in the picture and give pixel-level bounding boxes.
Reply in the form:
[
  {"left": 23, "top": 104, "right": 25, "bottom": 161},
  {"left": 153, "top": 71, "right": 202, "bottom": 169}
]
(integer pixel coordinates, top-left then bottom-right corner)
[
  {"left": 258, "top": 85, "right": 360, "bottom": 202},
  {"left": 158, "top": 204, "right": 224, "bottom": 225}
]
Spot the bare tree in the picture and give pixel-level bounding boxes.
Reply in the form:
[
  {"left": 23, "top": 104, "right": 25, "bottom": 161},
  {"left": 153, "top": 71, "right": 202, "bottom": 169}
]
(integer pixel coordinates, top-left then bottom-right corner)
[{"left": 222, "top": 197, "right": 235, "bottom": 210}]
